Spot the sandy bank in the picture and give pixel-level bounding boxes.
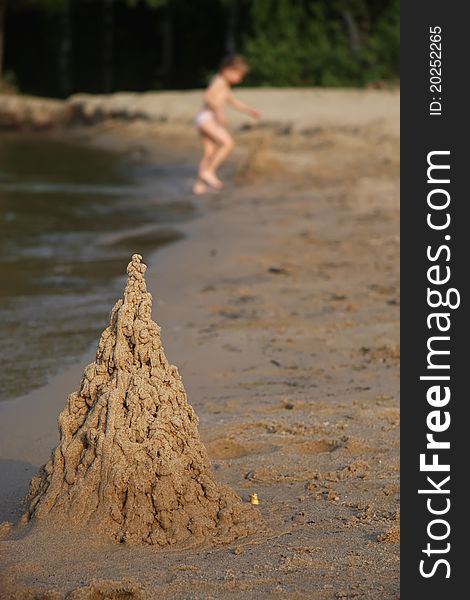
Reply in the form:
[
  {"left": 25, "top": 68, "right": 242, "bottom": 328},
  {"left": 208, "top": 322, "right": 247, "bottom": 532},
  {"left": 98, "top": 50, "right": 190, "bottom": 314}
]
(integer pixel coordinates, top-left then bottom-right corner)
[
  {"left": 0, "top": 95, "right": 73, "bottom": 130},
  {"left": 0, "top": 88, "right": 399, "bottom": 136},
  {"left": 68, "top": 88, "right": 399, "bottom": 134}
]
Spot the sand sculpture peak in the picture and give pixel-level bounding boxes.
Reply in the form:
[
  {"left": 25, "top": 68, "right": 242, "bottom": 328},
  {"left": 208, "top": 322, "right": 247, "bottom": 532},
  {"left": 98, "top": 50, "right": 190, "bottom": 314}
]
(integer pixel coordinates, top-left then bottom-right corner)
[{"left": 26, "top": 254, "right": 259, "bottom": 545}]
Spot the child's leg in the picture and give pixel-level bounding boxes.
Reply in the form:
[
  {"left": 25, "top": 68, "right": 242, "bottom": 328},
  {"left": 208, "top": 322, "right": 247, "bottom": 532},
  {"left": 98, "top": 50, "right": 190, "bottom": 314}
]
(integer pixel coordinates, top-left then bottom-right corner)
[
  {"left": 199, "top": 134, "right": 217, "bottom": 177},
  {"left": 198, "top": 120, "right": 235, "bottom": 187},
  {"left": 207, "top": 133, "right": 235, "bottom": 175},
  {"left": 193, "top": 134, "right": 217, "bottom": 195}
]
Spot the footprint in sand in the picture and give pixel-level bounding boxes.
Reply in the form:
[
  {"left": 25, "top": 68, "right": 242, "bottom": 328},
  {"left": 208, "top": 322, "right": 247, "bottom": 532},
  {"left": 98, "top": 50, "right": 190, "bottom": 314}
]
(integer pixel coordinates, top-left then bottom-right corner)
[
  {"left": 206, "top": 438, "right": 278, "bottom": 460},
  {"left": 287, "top": 439, "right": 340, "bottom": 455}
]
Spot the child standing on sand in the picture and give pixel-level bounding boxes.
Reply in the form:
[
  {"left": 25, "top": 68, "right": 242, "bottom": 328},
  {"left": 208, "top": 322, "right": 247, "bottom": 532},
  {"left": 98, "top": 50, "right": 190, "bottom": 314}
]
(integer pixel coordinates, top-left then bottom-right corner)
[{"left": 193, "top": 55, "right": 261, "bottom": 195}]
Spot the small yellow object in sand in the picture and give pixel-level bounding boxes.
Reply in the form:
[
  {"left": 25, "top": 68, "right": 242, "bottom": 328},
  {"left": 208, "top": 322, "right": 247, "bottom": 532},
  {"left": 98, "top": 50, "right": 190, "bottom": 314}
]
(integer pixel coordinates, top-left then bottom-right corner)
[{"left": 250, "top": 493, "right": 260, "bottom": 505}]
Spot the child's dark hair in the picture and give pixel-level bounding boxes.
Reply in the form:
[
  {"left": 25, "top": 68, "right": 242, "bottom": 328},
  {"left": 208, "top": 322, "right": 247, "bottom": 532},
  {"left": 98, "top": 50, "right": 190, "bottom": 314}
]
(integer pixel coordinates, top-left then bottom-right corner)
[{"left": 219, "top": 54, "right": 249, "bottom": 72}]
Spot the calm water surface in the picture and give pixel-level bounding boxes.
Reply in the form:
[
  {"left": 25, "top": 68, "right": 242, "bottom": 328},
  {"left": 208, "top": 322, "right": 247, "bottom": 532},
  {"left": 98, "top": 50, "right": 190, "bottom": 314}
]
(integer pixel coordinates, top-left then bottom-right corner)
[{"left": 0, "top": 133, "right": 195, "bottom": 401}]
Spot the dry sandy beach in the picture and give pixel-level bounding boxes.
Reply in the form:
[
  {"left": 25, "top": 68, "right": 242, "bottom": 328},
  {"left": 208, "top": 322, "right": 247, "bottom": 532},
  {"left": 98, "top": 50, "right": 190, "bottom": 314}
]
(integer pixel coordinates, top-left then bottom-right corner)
[{"left": 0, "top": 89, "right": 399, "bottom": 599}]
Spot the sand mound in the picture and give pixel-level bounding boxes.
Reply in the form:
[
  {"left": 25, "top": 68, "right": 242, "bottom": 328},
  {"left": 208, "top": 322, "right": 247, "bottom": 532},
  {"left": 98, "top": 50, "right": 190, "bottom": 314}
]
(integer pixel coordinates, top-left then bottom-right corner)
[{"left": 24, "top": 254, "right": 259, "bottom": 546}]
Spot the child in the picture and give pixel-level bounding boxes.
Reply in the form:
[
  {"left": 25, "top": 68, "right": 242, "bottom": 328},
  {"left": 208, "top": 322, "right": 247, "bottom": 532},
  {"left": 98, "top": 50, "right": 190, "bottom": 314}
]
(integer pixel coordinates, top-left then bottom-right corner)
[{"left": 193, "top": 54, "right": 261, "bottom": 195}]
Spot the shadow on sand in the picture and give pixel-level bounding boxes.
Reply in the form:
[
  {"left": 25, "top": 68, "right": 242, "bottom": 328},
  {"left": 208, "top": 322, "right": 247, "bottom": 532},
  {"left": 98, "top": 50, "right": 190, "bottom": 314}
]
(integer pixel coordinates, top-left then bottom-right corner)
[{"left": 0, "top": 458, "right": 37, "bottom": 523}]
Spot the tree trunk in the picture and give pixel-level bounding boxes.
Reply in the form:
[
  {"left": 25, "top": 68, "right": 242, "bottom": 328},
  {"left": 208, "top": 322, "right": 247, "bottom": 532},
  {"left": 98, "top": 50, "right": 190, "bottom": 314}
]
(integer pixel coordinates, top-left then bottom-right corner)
[
  {"left": 342, "top": 9, "right": 361, "bottom": 55},
  {"left": 0, "top": 0, "right": 6, "bottom": 82},
  {"left": 59, "top": 0, "right": 72, "bottom": 97},
  {"left": 160, "top": 1, "right": 172, "bottom": 86},
  {"left": 225, "top": 0, "right": 238, "bottom": 53},
  {"left": 103, "top": 0, "right": 114, "bottom": 93}
]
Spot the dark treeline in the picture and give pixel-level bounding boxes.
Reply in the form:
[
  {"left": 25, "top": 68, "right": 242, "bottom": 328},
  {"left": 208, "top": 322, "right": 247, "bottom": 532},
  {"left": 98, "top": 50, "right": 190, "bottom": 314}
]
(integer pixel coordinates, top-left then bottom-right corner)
[{"left": 2, "top": 0, "right": 399, "bottom": 98}]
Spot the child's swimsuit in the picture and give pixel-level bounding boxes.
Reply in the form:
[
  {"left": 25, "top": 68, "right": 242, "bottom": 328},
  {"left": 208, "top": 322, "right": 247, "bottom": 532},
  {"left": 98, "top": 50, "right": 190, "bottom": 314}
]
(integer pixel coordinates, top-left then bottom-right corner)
[{"left": 195, "top": 109, "right": 216, "bottom": 127}]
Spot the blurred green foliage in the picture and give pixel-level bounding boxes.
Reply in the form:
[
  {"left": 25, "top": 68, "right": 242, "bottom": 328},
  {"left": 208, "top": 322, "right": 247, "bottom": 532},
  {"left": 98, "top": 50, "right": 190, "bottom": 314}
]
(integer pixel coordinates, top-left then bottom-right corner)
[
  {"left": 2, "top": 0, "right": 399, "bottom": 96},
  {"left": 244, "top": 0, "right": 399, "bottom": 86}
]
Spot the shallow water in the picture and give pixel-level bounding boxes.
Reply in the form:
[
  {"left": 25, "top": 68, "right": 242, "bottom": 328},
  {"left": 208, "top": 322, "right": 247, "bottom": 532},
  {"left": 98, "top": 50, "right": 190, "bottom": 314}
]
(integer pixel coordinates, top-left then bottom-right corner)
[{"left": 0, "top": 133, "right": 195, "bottom": 401}]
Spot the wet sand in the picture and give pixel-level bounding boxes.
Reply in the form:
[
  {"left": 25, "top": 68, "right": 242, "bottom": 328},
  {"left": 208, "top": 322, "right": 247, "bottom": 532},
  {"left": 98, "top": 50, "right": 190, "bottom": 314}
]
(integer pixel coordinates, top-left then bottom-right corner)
[
  {"left": 0, "top": 133, "right": 195, "bottom": 401},
  {"left": 0, "top": 89, "right": 399, "bottom": 599}
]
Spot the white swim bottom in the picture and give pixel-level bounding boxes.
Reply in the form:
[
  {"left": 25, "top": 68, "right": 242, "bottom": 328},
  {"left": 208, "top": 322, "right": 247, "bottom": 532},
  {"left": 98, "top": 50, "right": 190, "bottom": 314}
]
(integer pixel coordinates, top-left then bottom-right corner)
[{"left": 195, "top": 109, "right": 215, "bottom": 128}]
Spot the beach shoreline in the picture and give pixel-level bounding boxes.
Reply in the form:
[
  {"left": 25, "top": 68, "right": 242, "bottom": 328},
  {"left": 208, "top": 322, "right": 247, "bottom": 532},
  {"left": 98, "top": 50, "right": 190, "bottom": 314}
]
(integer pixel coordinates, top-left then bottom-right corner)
[{"left": 0, "top": 89, "right": 399, "bottom": 599}]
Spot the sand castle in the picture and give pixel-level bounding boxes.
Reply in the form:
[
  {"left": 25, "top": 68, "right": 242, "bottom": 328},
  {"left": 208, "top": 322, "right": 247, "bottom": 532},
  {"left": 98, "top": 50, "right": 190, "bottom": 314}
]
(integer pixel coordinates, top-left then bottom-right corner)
[{"left": 25, "top": 254, "right": 259, "bottom": 546}]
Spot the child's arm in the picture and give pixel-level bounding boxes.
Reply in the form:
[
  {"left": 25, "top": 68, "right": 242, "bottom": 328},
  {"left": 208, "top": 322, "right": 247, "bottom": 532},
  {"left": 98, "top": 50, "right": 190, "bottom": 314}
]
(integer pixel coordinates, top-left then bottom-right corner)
[{"left": 227, "top": 92, "right": 261, "bottom": 119}]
